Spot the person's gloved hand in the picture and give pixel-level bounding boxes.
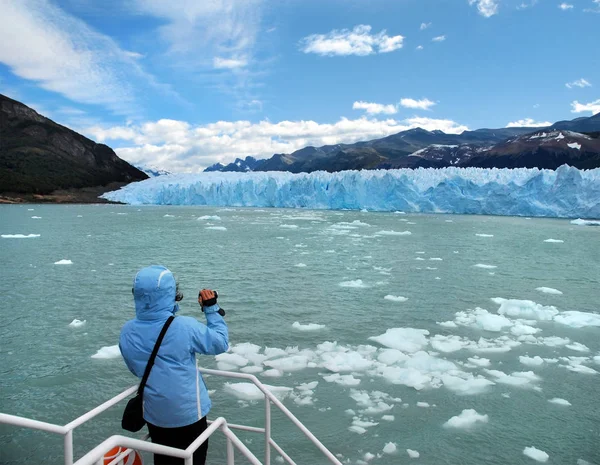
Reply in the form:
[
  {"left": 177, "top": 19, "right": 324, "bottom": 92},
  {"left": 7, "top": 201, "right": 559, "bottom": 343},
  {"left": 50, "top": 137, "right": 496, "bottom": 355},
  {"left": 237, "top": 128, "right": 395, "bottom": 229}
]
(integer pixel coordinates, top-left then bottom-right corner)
[{"left": 198, "top": 289, "right": 225, "bottom": 316}]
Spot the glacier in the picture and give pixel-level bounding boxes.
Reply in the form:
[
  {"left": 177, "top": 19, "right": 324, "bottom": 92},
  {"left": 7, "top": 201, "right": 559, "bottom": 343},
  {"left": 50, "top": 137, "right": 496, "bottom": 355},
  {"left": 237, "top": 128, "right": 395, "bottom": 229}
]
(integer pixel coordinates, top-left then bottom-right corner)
[{"left": 102, "top": 165, "right": 600, "bottom": 219}]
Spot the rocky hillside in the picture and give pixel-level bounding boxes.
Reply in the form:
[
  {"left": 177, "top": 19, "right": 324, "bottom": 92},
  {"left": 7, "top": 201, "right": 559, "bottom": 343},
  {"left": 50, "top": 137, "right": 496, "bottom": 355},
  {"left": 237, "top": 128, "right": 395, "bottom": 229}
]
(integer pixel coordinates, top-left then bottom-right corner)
[
  {"left": 205, "top": 113, "right": 600, "bottom": 173},
  {"left": 0, "top": 94, "right": 147, "bottom": 200}
]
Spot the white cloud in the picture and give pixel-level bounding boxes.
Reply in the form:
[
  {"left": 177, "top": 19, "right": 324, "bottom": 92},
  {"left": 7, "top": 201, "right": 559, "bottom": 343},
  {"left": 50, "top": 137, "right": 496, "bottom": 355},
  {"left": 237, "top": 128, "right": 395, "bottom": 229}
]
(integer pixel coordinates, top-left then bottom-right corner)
[
  {"left": 299, "top": 25, "right": 404, "bottom": 56},
  {"left": 353, "top": 101, "right": 398, "bottom": 115},
  {"left": 416, "top": 45, "right": 424, "bottom": 50},
  {"left": 400, "top": 98, "right": 436, "bottom": 110},
  {"left": 584, "top": 0, "right": 600, "bottom": 12},
  {"left": 213, "top": 57, "right": 248, "bottom": 69},
  {"left": 571, "top": 99, "right": 600, "bottom": 114},
  {"left": 85, "top": 116, "right": 468, "bottom": 172},
  {"left": 559, "top": 3, "right": 574, "bottom": 9},
  {"left": 0, "top": 0, "right": 171, "bottom": 115},
  {"left": 420, "top": 22, "right": 432, "bottom": 30},
  {"left": 133, "top": 0, "right": 262, "bottom": 57},
  {"left": 432, "top": 35, "right": 446, "bottom": 42},
  {"left": 469, "top": 0, "right": 499, "bottom": 17},
  {"left": 506, "top": 118, "right": 552, "bottom": 128},
  {"left": 566, "top": 78, "right": 591, "bottom": 89}
]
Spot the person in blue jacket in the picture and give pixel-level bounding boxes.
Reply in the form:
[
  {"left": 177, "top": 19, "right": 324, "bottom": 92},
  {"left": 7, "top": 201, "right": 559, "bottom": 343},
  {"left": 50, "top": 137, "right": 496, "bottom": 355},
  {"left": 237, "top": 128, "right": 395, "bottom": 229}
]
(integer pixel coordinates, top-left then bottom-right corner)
[{"left": 120, "top": 265, "right": 229, "bottom": 465}]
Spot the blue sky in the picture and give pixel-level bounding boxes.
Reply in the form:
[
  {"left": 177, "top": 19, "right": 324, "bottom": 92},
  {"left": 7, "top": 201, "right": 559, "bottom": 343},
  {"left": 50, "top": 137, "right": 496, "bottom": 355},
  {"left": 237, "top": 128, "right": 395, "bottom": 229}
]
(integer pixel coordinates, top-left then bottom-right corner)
[{"left": 1, "top": 0, "right": 599, "bottom": 172}]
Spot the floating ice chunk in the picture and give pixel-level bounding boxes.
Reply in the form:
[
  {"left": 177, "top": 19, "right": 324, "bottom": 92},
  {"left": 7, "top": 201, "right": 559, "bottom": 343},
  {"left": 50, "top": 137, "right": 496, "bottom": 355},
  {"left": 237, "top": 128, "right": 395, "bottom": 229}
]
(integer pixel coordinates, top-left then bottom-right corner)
[
  {"left": 240, "top": 366, "right": 264, "bottom": 374},
  {"left": 369, "top": 328, "right": 429, "bottom": 353},
  {"left": 454, "top": 308, "right": 513, "bottom": 332},
  {"left": 294, "top": 263, "right": 307, "bottom": 268},
  {"left": 565, "top": 364, "right": 597, "bottom": 374},
  {"left": 54, "top": 259, "right": 73, "bottom": 265},
  {"left": 443, "top": 409, "right": 488, "bottom": 429},
  {"left": 429, "top": 257, "right": 443, "bottom": 261},
  {"left": 467, "top": 357, "right": 491, "bottom": 367},
  {"left": 2, "top": 234, "right": 40, "bottom": 238},
  {"left": 474, "top": 264, "right": 497, "bottom": 269},
  {"left": 384, "top": 295, "right": 408, "bottom": 302},
  {"left": 381, "top": 415, "right": 395, "bottom": 421},
  {"left": 571, "top": 218, "right": 600, "bottom": 226},
  {"left": 441, "top": 373, "right": 495, "bottom": 395},
  {"left": 523, "top": 446, "right": 549, "bottom": 462},
  {"left": 437, "top": 321, "right": 458, "bottom": 328},
  {"left": 382, "top": 443, "right": 397, "bottom": 454},
  {"left": 415, "top": 257, "right": 425, "bottom": 261},
  {"left": 224, "top": 382, "right": 292, "bottom": 401},
  {"left": 548, "top": 398, "right": 571, "bottom": 406},
  {"left": 321, "top": 349, "right": 372, "bottom": 373},
  {"left": 519, "top": 356, "right": 544, "bottom": 366},
  {"left": 279, "top": 224, "right": 298, "bottom": 229},
  {"left": 535, "top": 287, "right": 563, "bottom": 295},
  {"left": 377, "top": 349, "right": 410, "bottom": 365},
  {"left": 539, "top": 336, "right": 570, "bottom": 347},
  {"left": 322, "top": 373, "right": 361, "bottom": 386},
  {"left": 69, "top": 319, "right": 86, "bottom": 328},
  {"left": 205, "top": 226, "right": 227, "bottom": 231},
  {"left": 416, "top": 402, "right": 430, "bottom": 408},
  {"left": 198, "top": 215, "right": 221, "bottom": 220},
  {"left": 554, "top": 311, "right": 600, "bottom": 328},
  {"left": 28, "top": 208, "right": 34, "bottom": 211},
  {"left": 375, "top": 230, "right": 412, "bottom": 236},
  {"left": 91, "top": 345, "right": 121, "bottom": 359},
  {"left": 352, "top": 419, "right": 379, "bottom": 429},
  {"left": 475, "top": 234, "right": 494, "bottom": 237},
  {"left": 292, "top": 322, "right": 325, "bottom": 331},
  {"left": 262, "top": 369, "right": 283, "bottom": 377},
  {"left": 339, "top": 279, "right": 369, "bottom": 288},
  {"left": 468, "top": 336, "right": 521, "bottom": 353},
  {"left": 492, "top": 298, "right": 558, "bottom": 321},
  {"left": 31, "top": 216, "right": 42, "bottom": 219},
  {"left": 363, "top": 452, "right": 376, "bottom": 462},
  {"left": 264, "top": 355, "right": 310, "bottom": 372},
  {"left": 263, "top": 347, "right": 288, "bottom": 359},
  {"left": 510, "top": 323, "right": 540, "bottom": 336},
  {"left": 566, "top": 342, "right": 590, "bottom": 352},
  {"left": 430, "top": 335, "right": 466, "bottom": 353},
  {"left": 163, "top": 214, "right": 175, "bottom": 217},
  {"left": 543, "top": 238, "right": 563, "bottom": 243},
  {"left": 485, "top": 369, "right": 540, "bottom": 387},
  {"left": 215, "top": 352, "right": 249, "bottom": 369},
  {"left": 407, "top": 449, "right": 420, "bottom": 458},
  {"left": 348, "top": 425, "right": 366, "bottom": 434},
  {"left": 297, "top": 381, "right": 318, "bottom": 391}
]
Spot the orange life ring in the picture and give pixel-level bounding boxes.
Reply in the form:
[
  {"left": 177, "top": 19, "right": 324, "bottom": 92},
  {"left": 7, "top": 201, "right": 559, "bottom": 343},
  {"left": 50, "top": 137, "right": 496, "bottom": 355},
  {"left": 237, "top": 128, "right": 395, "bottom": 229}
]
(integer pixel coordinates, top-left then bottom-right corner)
[{"left": 103, "top": 446, "right": 143, "bottom": 465}]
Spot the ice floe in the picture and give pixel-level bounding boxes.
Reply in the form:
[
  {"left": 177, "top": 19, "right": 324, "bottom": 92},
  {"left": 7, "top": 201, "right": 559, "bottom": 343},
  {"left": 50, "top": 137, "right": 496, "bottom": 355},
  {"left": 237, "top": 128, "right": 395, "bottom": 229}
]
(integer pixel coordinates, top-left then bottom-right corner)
[
  {"left": 2, "top": 234, "right": 40, "bottom": 238},
  {"left": 339, "top": 280, "right": 369, "bottom": 288},
  {"left": 224, "top": 382, "right": 292, "bottom": 401},
  {"left": 205, "top": 226, "right": 227, "bottom": 231},
  {"left": 535, "top": 287, "right": 563, "bottom": 295},
  {"left": 375, "top": 230, "right": 412, "bottom": 236},
  {"left": 548, "top": 398, "right": 571, "bottom": 406},
  {"left": 474, "top": 264, "right": 497, "bottom": 269},
  {"left": 91, "top": 345, "right": 121, "bottom": 359},
  {"left": 198, "top": 215, "right": 221, "bottom": 220},
  {"left": 519, "top": 356, "right": 544, "bottom": 366},
  {"left": 54, "top": 259, "right": 73, "bottom": 265},
  {"left": 292, "top": 322, "right": 326, "bottom": 331},
  {"left": 68, "top": 319, "right": 86, "bottom": 328},
  {"left": 443, "top": 409, "right": 488, "bottom": 429},
  {"left": 475, "top": 234, "right": 494, "bottom": 237},
  {"left": 523, "top": 446, "right": 549, "bottom": 462},
  {"left": 382, "top": 443, "right": 396, "bottom": 454},
  {"left": 543, "top": 238, "right": 563, "bottom": 243},
  {"left": 571, "top": 218, "right": 600, "bottom": 226},
  {"left": 407, "top": 449, "right": 420, "bottom": 458},
  {"left": 384, "top": 295, "right": 408, "bottom": 302}
]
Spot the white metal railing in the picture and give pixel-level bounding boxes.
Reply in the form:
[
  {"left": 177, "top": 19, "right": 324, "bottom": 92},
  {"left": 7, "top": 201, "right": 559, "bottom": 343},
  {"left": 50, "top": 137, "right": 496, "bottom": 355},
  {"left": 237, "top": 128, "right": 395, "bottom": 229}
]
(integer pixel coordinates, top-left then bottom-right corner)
[{"left": 0, "top": 366, "right": 343, "bottom": 465}]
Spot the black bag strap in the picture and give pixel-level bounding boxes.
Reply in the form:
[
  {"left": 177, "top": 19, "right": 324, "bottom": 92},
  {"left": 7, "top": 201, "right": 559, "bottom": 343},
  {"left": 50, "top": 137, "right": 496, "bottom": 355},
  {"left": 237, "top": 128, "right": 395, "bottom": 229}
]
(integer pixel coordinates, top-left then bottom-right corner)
[{"left": 138, "top": 316, "right": 175, "bottom": 397}]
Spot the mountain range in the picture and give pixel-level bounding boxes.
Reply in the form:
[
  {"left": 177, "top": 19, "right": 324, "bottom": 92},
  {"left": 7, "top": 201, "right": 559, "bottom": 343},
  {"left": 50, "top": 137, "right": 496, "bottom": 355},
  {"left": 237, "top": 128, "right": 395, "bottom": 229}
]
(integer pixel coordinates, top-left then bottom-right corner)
[
  {"left": 0, "top": 94, "right": 147, "bottom": 202},
  {"left": 205, "top": 114, "right": 600, "bottom": 173}
]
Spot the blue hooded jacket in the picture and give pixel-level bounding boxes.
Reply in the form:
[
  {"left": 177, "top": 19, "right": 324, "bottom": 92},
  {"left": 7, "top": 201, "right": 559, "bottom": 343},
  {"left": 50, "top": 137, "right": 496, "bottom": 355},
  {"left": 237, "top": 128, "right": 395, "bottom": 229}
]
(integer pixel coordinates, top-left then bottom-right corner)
[{"left": 119, "top": 265, "right": 229, "bottom": 428}]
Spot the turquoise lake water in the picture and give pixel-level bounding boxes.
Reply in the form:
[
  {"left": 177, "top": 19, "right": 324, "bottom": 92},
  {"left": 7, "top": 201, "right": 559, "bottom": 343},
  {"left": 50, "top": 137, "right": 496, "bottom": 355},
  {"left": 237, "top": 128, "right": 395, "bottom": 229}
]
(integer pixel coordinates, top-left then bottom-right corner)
[{"left": 1, "top": 204, "right": 599, "bottom": 465}]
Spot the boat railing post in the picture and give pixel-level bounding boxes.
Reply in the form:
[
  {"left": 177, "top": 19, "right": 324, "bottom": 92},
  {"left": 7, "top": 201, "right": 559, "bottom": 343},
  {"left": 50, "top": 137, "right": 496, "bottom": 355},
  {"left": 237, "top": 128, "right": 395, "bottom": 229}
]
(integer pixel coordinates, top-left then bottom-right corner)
[
  {"left": 265, "top": 397, "right": 271, "bottom": 465},
  {"left": 64, "top": 430, "right": 73, "bottom": 465},
  {"left": 227, "top": 437, "right": 235, "bottom": 465}
]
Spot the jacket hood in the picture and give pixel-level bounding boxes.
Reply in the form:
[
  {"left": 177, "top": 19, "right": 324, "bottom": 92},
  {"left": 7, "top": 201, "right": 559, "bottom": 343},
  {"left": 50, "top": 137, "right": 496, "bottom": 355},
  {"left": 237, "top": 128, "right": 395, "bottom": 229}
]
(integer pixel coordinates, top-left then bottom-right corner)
[{"left": 133, "top": 265, "right": 179, "bottom": 320}]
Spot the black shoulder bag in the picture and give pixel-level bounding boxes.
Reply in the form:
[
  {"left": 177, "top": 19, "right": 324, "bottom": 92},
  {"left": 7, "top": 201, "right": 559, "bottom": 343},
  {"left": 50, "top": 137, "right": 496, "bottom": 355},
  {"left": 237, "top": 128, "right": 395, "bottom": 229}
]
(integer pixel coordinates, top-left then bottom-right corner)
[{"left": 122, "top": 316, "right": 175, "bottom": 432}]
